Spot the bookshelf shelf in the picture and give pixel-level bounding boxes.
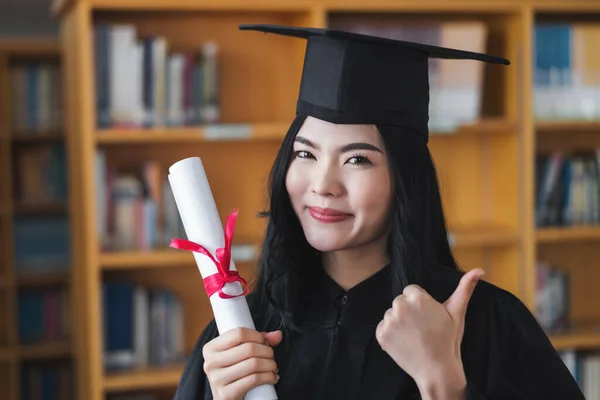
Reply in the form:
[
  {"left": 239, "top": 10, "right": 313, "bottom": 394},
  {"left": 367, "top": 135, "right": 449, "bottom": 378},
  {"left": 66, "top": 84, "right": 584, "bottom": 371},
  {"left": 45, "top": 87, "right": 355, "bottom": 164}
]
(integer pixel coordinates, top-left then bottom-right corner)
[
  {"left": 0, "top": 38, "right": 60, "bottom": 56},
  {"left": 449, "top": 226, "right": 519, "bottom": 248},
  {"left": 550, "top": 330, "right": 600, "bottom": 351},
  {"left": 19, "top": 341, "right": 71, "bottom": 360},
  {"left": 0, "top": 348, "right": 14, "bottom": 361},
  {"left": 13, "top": 202, "right": 68, "bottom": 216},
  {"left": 100, "top": 250, "right": 194, "bottom": 270},
  {"left": 96, "top": 123, "right": 291, "bottom": 144},
  {"left": 536, "top": 226, "right": 600, "bottom": 243},
  {"left": 430, "top": 118, "right": 518, "bottom": 139},
  {"left": 0, "top": 201, "right": 10, "bottom": 216},
  {"left": 16, "top": 272, "right": 69, "bottom": 287},
  {"left": 103, "top": 363, "right": 185, "bottom": 392},
  {"left": 536, "top": 120, "right": 600, "bottom": 134},
  {"left": 323, "top": 1, "right": 522, "bottom": 13},
  {"left": 12, "top": 132, "right": 65, "bottom": 143},
  {"left": 90, "top": 0, "right": 313, "bottom": 12}
]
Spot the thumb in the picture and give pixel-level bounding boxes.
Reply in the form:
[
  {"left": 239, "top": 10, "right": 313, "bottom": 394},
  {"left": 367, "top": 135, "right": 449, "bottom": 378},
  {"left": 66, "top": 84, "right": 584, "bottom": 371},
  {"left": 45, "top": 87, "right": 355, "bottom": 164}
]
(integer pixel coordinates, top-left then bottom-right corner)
[
  {"left": 263, "top": 330, "right": 283, "bottom": 347},
  {"left": 444, "top": 269, "right": 484, "bottom": 321}
]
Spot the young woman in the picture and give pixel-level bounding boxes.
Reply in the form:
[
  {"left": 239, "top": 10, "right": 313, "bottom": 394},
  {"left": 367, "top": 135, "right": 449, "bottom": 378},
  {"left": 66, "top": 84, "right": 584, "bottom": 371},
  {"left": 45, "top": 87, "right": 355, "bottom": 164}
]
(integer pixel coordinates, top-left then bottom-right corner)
[{"left": 173, "top": 25, "right": 585, "bottom": 400}]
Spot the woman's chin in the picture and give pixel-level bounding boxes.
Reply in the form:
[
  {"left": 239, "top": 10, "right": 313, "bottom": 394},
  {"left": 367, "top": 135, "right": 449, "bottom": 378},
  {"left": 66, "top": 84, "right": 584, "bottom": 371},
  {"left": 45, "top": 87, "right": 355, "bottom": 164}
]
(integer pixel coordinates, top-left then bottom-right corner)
[{"left": 305, "top": 236, "right": 349, "bottom": 253}]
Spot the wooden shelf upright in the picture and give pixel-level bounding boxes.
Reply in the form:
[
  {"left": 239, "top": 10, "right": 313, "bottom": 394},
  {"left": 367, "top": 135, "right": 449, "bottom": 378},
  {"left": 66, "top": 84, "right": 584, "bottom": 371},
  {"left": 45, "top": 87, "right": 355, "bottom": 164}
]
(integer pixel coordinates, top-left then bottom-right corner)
[{"left": 49, "top": 0, "right": 600, "bottom": 398}]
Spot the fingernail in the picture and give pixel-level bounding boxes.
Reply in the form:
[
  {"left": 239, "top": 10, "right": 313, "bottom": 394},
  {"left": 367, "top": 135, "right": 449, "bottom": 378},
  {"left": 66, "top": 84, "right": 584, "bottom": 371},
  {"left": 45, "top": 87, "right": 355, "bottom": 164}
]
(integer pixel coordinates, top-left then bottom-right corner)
[{"left": 276, "top": 374, "right": 280, "bottom": 381}]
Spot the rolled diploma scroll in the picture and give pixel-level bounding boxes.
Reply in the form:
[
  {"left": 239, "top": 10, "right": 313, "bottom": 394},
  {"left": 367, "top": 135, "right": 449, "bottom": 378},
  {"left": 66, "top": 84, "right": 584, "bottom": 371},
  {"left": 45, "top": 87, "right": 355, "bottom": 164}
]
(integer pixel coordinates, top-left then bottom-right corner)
[{"left": 168, "top": 157, "right": 278, "bottom": 400}]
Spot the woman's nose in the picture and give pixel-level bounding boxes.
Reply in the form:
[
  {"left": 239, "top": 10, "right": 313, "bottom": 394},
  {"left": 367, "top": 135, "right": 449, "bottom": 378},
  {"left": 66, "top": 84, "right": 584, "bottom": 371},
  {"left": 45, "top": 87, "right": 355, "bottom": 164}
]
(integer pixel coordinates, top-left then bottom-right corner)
[{"left": 310, "top": 164, "right": 343, "bottom": 197}]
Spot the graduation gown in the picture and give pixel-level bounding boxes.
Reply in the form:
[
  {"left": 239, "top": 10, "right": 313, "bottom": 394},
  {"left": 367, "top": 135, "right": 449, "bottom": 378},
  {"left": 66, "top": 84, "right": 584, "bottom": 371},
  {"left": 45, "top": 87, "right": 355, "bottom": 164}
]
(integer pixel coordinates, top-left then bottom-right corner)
[{"left": 173, "top": 264, "right": 585, "bottom": 400}]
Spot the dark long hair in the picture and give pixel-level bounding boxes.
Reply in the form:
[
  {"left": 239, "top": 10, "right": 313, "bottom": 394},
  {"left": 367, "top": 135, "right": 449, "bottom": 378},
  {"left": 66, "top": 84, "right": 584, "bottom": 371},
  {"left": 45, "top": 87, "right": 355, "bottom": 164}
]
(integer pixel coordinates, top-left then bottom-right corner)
[{"left": 248, "top": 115, "right": 459, "bottom": 332}]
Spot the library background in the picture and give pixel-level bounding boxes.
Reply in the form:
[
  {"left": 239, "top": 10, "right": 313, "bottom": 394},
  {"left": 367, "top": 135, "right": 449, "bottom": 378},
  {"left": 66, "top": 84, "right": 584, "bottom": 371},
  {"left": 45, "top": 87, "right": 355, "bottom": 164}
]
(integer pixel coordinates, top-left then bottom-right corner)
[{"left": 1, "top": 0, "right": 600, "bottom": 399}]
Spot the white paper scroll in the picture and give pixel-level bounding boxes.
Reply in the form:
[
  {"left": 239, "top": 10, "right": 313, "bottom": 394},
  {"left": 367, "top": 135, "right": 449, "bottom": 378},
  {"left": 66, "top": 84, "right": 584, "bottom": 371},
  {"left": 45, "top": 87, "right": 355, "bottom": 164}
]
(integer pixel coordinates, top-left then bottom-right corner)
[{"left": 168, "top": 157, "right": 278, "bottom": 400}]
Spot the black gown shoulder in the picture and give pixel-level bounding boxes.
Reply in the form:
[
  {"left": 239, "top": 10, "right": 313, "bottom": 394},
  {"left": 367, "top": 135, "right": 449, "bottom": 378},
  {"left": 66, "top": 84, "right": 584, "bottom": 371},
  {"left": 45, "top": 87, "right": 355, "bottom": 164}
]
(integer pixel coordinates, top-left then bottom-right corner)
[{"left": 173, "top": 267, "right": 585, "bottom": 400}]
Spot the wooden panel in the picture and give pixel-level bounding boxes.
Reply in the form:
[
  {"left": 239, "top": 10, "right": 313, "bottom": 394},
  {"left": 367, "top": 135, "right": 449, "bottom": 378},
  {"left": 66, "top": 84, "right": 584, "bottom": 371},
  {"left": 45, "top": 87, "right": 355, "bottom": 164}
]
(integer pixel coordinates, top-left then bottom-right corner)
[
  {"left": 0, "top": 362, "right": 14, "bottom": 400},
  {"left": 488, "top": 134, "right": 520, "bottom": 229},
  {"left": 0, "top": 39, "right": 60, "bottom": 56},
  {"left": 0, "top": 292, "right": 9, "bottom": 348},
  {"left": 518, "top": 6, "right": 537, "bottom": 313},
  {"left": 19, "top": 342, "right": 72, "bottom": 360},
  {"left": 0, "top": 54, "right": 18, "bottom": 363},
  {"left": 96, "top": 123, "right": 290, "bottom": 143},
  {"left": 551, "top": 329, "right": 600, "bottom": 350},
  {"left": 536, "top": 126, "right": 600, "bottom": 154},
  {"left": 104, "top": 363, "right": 184, "bottom": 392},
  {"left": 61, "top": 3, "right": 101, "bottom": 400},
  {"left": 453, "top": 246, "right": 521, "bottom": 297},
  {"left": 92, "top": 10, "right": 312, "bottom": 124},
  {"left": 429, "top": 135, "right": 493, "bottom": 229},
  {"left": 538, "top": 226, "right": 600, "bottom": 243}
]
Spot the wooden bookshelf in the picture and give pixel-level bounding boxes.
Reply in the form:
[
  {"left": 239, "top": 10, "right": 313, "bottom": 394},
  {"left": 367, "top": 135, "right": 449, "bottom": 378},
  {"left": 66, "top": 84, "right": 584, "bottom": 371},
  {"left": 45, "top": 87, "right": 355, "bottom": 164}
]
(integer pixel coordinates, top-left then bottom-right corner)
[
  {"left": 537, "top": 226, "right": 600, "bottom": 243},
  {"left": 103, "top": 363, "right": 186, "bottom": 392},
  {"left": 99, "top": 250, "right": 194, "bottom": 270},
  {"left": 49, "top": 0, "right": 600, "bottom": 398},
  {"left": 551, "top": 330, "right": 600, "bottom": 351},
  {"left": 0, "top": 37, "right": 72, "bottom": 400},
  {"left": 96, "top": 122, "right": 291, "bottom": 144}
]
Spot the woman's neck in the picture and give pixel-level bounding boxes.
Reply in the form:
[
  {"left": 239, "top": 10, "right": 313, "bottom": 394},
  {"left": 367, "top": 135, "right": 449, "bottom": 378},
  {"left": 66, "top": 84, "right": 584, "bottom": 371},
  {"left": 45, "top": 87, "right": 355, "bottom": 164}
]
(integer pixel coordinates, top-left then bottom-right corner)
[{"left": 322, "top": 236, "right": 390, "bottom": 291}]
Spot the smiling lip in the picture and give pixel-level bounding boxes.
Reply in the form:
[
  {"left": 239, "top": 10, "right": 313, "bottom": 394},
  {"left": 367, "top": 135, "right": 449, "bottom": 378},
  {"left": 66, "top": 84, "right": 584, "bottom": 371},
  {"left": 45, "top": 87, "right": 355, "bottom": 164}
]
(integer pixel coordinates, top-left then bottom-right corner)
[{"left": 308, "top": 207, "right": 352, "bottom": 223}]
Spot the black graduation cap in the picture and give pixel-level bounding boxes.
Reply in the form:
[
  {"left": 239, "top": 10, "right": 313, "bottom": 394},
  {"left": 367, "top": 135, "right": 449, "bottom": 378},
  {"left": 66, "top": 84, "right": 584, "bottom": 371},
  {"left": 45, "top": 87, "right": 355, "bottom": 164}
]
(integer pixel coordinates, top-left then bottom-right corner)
[{"left": 239, "top": 24, "right": 510, "bottom": 143}]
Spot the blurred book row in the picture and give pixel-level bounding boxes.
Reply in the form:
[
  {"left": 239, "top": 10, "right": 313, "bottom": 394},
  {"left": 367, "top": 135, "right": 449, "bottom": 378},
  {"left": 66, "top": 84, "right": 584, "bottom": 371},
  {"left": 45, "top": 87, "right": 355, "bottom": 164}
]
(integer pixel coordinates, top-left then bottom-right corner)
[
  {"left": 95, "top": 150, "right": 186, "bottom": 252},
  {"left": 95, "top": 150, "right": 258, "bottom": 259},
  {"left": 94, "top": 24, "right": 220, "bottom": 129},
  {"left": 535, "top": 261, "right": 569, "bottom": 334},
  {"left": 18, "top": 287, "right": 70, "bottom": 345},
  {"left": 9, "top": 62, "right": 63, "bottom": 132},
  {"left": 534, "top": 23, "right": 600, "bottom": 121},
  {"left": 13, "top": 144, "right": 68, "bottom": 205},
  {"left": 20, "top": 360, "right": 73, "bottom": 400},
  {"left": 535, "top": 150, "right": 600, "bottom": 228},
  {"left": 13, "top": 216, "right": 70, "bottom": 275},
  {"left": 102, "top": 281, "right": 185, "bottom": 371},
  {"left": 559, "top": 350, "right": 600, "bottom": 399}
]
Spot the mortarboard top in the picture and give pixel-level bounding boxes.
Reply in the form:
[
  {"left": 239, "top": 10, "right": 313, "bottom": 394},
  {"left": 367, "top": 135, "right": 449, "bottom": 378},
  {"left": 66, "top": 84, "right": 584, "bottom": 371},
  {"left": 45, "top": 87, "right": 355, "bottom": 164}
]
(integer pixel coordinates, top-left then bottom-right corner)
[{"left": 238, "top": 24, "right": 510, "bottom": 143}]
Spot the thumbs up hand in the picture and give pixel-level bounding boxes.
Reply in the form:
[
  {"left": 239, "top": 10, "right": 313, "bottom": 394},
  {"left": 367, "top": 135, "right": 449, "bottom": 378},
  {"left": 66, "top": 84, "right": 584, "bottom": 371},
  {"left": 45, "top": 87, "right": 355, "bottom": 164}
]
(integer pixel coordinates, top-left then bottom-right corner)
[{"left": 375, "top": 268, "right": 485, "bottom": 400}]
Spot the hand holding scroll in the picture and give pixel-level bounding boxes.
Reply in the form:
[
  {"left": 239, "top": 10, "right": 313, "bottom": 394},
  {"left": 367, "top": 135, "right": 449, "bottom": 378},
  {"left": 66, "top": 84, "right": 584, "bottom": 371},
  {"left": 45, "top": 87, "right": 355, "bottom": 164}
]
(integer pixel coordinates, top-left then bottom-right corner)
[
  {"left": 375, "top": 269, "right": 485, "bottom": 400},
  {"left": 203, "top": 328, "right": 282, "bottom": 400}
]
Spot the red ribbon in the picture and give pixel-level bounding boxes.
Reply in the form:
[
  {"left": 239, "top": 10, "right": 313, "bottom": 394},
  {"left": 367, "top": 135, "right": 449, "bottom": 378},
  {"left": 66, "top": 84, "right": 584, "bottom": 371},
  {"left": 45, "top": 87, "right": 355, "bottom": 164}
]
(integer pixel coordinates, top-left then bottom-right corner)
[{"left": 169, "top": 209, "right": 249, "bottom": 299}]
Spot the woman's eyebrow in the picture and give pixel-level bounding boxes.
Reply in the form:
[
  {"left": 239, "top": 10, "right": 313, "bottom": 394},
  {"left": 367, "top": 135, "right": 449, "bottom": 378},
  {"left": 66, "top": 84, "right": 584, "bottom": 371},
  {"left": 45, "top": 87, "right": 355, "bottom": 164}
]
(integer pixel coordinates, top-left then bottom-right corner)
[
  {"left": 340, "top": 143, "right": 383, "bottom": 153},
  {"left": 295, "top": 136, "right": 383, "bottom": 154}
]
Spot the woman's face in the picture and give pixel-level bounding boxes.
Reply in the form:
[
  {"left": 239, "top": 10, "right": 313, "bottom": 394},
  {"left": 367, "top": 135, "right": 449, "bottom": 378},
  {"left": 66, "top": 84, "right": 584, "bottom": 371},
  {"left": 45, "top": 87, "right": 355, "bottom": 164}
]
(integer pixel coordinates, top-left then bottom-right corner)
[{"left": 286, "top": 116, "right": 393, "bottom": 253}]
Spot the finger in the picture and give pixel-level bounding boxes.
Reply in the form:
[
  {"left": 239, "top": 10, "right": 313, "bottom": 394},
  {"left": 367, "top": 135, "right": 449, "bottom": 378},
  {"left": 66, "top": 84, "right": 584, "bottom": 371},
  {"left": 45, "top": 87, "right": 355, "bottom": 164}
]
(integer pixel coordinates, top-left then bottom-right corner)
[
  {"left": 211, "top": 341, "right": 275, "bottom": 369},
  {"left": 402, "top": 284, "right": 429, "bottom": 301},
  {"left": 443, "top": 268, "right": 485, "bottom": 321},
  {"left": 214, "top": 357, "right": 278, "bottom": 386},
  {"left": 205, "top": 328, "right": 266, "bottom": 353},
  {"left": 222, "top": 371, "right": 279, "bottom": 399},
  {"left": 263, "top": 330, "right": 283, "bottom": 347}
]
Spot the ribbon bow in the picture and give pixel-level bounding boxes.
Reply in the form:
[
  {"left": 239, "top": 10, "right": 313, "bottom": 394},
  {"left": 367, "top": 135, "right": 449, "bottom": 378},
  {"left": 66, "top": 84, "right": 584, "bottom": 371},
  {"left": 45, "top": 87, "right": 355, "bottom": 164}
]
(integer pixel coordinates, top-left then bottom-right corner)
[{"left": 169, "top": 209, "right": 249, "bottom": 299}]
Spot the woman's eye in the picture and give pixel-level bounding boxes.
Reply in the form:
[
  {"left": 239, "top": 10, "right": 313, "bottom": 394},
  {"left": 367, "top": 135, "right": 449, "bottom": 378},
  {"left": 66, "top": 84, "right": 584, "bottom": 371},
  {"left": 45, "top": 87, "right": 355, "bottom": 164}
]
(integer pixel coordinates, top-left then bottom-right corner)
[
  {"left": 294, "top": 150, "right": 313, "bottom": 159},
  {"left": 347, "top": 154, "right": 372, "bottom": 165}
]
